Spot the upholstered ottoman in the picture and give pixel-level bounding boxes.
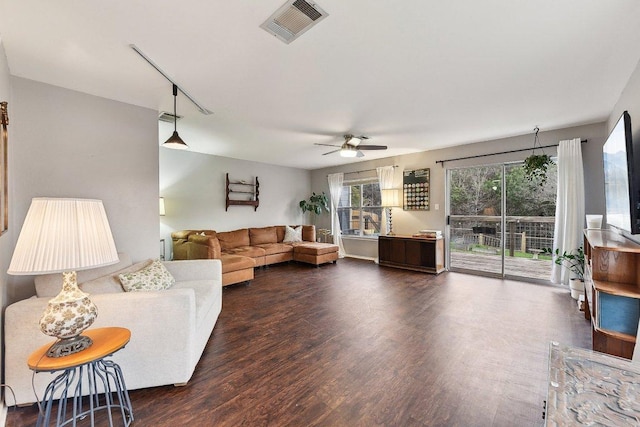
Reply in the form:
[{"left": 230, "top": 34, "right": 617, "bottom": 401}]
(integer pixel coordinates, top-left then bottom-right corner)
[
  {"left": 293, "top": 243, "right": 339, "bottom": 266},
  {"left": 220, "top": 254, "right": 256, "bottom": 286}
]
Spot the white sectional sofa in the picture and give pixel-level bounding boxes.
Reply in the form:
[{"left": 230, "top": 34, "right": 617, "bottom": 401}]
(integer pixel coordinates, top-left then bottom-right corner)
[{"left": 4, "top": 254, "right": 222, "bottom": 406}]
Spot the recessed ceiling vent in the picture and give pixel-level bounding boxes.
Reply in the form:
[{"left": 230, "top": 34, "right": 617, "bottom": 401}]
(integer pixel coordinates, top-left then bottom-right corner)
[
  {"left": 158, "top": 112, "right": 182, "bottom": 123},
  {"left": 260, "top": 0, "right": 328, "bottom": 44}
]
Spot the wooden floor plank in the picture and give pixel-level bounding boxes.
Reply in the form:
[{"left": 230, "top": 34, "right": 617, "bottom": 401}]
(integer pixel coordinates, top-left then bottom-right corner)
[{"left": 6, "top": 258, "right": 590, "bottom": 426}]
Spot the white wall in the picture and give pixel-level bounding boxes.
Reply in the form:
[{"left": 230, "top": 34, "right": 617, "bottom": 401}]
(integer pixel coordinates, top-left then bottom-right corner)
[
  {"left": 311, "top": 122, "right": 607, "bottom": 258},
  {"left": 0, "top": 39, "right": 12, "bottom": 422},
  {"left": 159, "top": 148, "right": 310, "bottom": 259},
  {"left": 8, "top": 77, "right": 159, "bottom": 302}
]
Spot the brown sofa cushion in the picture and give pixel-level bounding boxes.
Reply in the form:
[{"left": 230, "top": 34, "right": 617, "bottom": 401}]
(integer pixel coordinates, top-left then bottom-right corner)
[
  {"left": 171, "top": 230, "right": 195, "bottom": 240},
  {"left": 301, "top": 225, "right": 316, "bottom": 242},
  {"left": 294, "top": 242, "right": 339, "bottom": 256},
  {"left": 256, "top": 243, "right": 294, "bottom": 256},
  {"left": 188, "top": 232, "right": 217, "bottom": 245},
  {"left": 217, "top": 228, "right": 250, "bottom": 250},
  {"left": 220, "top": 254, "right": 256, "bottom": 273},
  {"left": 224, "top": 246, "right": 266, "bottom": 258},
  {"left": 188, "top": 234, "right": 221, "bottom": 259},
  {"left": 250, "top": 226, "right": 278, "bottom": 245}
]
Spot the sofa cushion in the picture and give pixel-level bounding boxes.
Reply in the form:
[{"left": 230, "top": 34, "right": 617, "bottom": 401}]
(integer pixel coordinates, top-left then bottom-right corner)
[
  {"left": 35, "top": 253, "right": 133, "bottom": 298},
  {"left": 249, "top": 226, "right": 277, "bottom": 245},
  {"left": 283, "top": 225, "right": 302, "bottom": 242},
  {"left": 220, "top": 254, "right": 256, "bottom": 273},
  {"left": 301, "top": 225, "right": 316, "bottom": 242},
  {"left": 188, "top": 233, "right": 222, "bottom": 259},
  {"left": 217, "top": 228, "right": 250, "bottom": 250},
  {"left": 223, "top": 246, "right": 266, "bottom": 259},
  {"left": 80, "top": 260, "right": 153, "bottom": 294},
  {"left": 293, "top": 242, "right": 340, "bottom": 256},
  {"left": 119, "top": 260, "right": 176, "bottom": 292},
  {"left": 173, "top": 279, "right": 219, "bottom": 331},
  {"left": 255, "top": 243, "right": 294, "bottom": 256},
  {"left": 171, "top": 230, "right": 196, "bottom": 240}
]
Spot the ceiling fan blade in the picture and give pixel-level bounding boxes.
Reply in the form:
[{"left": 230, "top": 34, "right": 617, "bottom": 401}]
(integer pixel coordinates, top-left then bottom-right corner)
[
  {"left": 323, "top": 149, "right": 341, "bottom": 156},
  {"left": 357, "top": 145, "right": 387, "bottom": 150},
  {"left": 314, "top": 143, "right": 341, "bottom": 148},
  {"left": 356, "top": 151, "right": 365, "bottom": 158}
]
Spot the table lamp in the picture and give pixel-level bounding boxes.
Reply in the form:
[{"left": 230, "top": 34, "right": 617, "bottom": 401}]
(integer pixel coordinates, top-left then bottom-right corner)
[
  {"left": 8, "top": 198, "right": 119, "bottom": 357},
  {"left": 381, "top": 188, "right": 401, "bottom": 235}
]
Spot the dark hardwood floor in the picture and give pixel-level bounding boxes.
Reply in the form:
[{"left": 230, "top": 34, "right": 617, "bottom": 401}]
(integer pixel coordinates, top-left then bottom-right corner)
[{"left": 7, "top": 258, "right": 590, "bottom": 426}]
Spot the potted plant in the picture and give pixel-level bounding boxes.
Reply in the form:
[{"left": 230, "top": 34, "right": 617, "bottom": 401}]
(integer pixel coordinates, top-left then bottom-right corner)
[
  {"left": 523, "top": 154, "right": 553, "bottom": 186},
  {"left": 543, "top": 246, "right": 585, "bottom": 299},
  {"left": 299, "top": 192, "right": 329, "bottom": 216},
  {"left": 523, "top": 126, "right": 554, "bottom": 187}
]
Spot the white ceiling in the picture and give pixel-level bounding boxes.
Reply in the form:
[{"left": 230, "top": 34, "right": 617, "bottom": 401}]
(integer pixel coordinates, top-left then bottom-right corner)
[{"left": 2, "top": 1, "right": 640, "bottom": 170}]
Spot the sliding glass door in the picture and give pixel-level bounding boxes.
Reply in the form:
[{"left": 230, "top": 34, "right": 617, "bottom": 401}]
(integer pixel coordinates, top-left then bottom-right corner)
[
  {"left": 447, "top": 162, "right": 557, "bottom": 281},
  {"left": 448, "top": 165, "right": 503, "bottom": 275}
]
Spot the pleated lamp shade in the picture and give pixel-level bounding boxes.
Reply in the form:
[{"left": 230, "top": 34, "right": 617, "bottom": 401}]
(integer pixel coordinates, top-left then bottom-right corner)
[
  {"left": 8, "top": 198, "right": 119, "bottom": 357},
  {"left": 8, "top": 198, "right": 118, "bottom": 274},
  {"left": 381, "top": 189, "right": 401, "bottom": 207}
]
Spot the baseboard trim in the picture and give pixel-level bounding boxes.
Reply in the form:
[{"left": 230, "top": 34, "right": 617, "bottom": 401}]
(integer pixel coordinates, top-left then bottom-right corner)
[{"left": 344, "top": 255, "right": 376, "bottom": 262}]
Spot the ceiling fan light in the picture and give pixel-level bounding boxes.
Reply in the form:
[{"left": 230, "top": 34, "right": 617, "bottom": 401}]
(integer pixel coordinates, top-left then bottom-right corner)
[
  {"left": 163, "top": 131, "right": 189, "bottom": 150},
  {"left": 340, "top": 147, "right": 358, "bottom": 158}
]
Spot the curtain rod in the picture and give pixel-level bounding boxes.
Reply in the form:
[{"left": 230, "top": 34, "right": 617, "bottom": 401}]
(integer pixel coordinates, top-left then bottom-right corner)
[
  {"left": 327, "top": 165, "right": 398, "bottom": 177},
  {"left": 435, "top": 140, "right": 587, "bottom": 167}
]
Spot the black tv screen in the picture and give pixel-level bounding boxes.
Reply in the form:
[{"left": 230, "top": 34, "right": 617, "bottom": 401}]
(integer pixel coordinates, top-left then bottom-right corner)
[{"left": 603, "top": 111, "right": 640, "bottom": 234}]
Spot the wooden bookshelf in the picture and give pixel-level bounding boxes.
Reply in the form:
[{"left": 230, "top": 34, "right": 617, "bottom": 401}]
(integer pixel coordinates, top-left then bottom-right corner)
[{"left": 584, "top": 229, "right": 640, "bottom": 359}]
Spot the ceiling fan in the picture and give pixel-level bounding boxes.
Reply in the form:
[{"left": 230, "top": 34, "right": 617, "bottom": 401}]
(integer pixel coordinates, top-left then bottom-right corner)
[{"left": 315, "top": 134, "right": 388, "bottom": 158}]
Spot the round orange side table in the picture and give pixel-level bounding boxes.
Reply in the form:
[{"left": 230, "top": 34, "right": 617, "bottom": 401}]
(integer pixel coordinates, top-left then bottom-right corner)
[{"left": 28, "top": 327, "right": 133, "bottom": 427}]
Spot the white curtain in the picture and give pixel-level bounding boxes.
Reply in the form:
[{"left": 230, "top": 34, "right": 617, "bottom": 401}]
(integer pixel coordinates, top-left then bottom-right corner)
[
  {"left": 377, "top": 166, "right": 395, "bottom": 236},
  {"left": 328, "top": 173, "right": 345, "bottom": 258},
  {"left": 551, "top": 138, "right": 585, "bottom": 285}
]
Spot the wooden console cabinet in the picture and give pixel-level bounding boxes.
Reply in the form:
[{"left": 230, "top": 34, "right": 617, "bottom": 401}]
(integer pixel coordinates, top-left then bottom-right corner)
[
  {"left": 584, "top": 229, "right": 640, "bottom": 359},
  {"left": 378, "top": 235, "right": 445, "bottom": 274}
]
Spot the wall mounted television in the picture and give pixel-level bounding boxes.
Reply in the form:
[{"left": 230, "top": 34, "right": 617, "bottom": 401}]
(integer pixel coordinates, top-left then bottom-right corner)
[{"left": 603, "top": 110, "right": 640, "bottom": 234}]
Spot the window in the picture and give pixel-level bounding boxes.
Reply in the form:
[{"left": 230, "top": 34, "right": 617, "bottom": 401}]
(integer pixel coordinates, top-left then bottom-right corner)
[{"left": 337, "top": 181, "right": 383, "bottom": 237}]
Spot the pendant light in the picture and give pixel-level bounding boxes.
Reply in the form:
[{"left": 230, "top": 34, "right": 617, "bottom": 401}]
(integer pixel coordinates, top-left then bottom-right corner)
[{"left": 163, "top": 84, "right": 188, "bottom": 150}]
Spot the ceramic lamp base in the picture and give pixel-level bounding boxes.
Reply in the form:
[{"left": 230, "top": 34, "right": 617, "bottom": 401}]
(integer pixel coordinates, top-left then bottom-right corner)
[
  {"left": 46, "top": 335, "right": 94, "bottom": 358},
  {"left": 39, "top": 271, "right": 98, "bottom": 357}
]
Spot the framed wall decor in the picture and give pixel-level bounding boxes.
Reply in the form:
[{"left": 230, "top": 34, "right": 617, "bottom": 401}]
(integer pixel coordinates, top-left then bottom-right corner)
[
  {"left": 1, "top": 101, "right": 7, "bottom": 234},
  {"left": 403, "top": 168, "right": 430, "bottom": 211}
]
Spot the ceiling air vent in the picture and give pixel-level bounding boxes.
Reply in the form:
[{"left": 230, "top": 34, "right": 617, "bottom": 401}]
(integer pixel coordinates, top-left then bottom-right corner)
[
  {"left": 260, "top": 0, "right": 328, "bottom": 44},
  {"left": 158, "top": 112, "right": 182, "bottom": 123}
]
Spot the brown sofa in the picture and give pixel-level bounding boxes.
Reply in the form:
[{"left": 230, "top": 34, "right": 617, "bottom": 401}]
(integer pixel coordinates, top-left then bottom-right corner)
[{"left": 172, "top": 225, "right": 339, "bottom": 286}]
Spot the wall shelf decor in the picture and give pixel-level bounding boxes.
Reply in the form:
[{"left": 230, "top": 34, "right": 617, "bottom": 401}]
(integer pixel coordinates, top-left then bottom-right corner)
[
  {"left": 225, "top": 173, "right": 259, "bottom": 211},
  {"left": 403, "top": 168, "right": 430, "bottom": 211}
]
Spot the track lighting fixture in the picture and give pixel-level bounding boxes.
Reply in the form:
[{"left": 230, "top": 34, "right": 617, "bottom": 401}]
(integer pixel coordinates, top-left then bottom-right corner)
[{"left": 162, "top": 84, "right": 188, "bottom": 150}]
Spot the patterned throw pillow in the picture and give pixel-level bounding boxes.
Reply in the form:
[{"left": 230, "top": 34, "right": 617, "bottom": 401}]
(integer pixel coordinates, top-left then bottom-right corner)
[
  {"left": 283, "top": 225, "right": 302, "bottom": 243},
  {"left": 118, "top": 259, "right": 175, "bottom": 292}
]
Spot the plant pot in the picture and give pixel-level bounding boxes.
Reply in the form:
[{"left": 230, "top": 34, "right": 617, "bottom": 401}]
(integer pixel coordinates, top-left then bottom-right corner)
[{"left": 569, "top": 278, "right": 584, "bottom": 300}]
